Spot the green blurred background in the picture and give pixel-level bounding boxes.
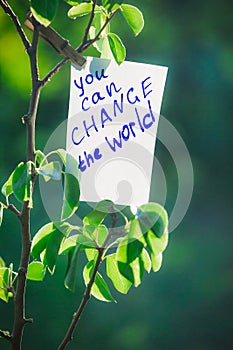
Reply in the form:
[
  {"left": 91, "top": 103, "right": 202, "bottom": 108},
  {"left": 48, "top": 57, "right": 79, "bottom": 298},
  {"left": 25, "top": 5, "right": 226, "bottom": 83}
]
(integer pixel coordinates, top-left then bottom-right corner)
[{"left": 0, "top": 0, "right": 232, "bottom": 349}]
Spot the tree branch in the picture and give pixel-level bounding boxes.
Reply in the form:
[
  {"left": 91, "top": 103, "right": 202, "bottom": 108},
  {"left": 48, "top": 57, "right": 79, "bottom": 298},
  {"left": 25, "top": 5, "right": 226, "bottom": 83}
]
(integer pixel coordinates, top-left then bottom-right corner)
[
  {"left": 57, "top": 248, "right": 104, "bottom": 350},
  {"left": 7, "top": 204, "right": 21, "bottom": 219},
  {"left": 81, "top": 0, "right": 97, "bottom": 45},
  {"left": 11, "top": 20, "right": 41, "bottom": 350},
  {"left": 40, "top": 57, "right": 69, "bottom": 88},
  {"left": 57, "top": 212, "right": 118, "bottom": 350},
  {"left": 0, "top": 329, "right": 11, "bottom": 341},
  {"left": 0, "top": 0, "right": 30, "bottom": 51}
]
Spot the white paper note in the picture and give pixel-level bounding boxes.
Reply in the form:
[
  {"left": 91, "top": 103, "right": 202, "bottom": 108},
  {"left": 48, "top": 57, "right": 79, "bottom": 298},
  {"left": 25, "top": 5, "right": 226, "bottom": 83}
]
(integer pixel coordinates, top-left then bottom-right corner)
[{"left": 66, "top": 57, "right": 168, "bottom": 206}]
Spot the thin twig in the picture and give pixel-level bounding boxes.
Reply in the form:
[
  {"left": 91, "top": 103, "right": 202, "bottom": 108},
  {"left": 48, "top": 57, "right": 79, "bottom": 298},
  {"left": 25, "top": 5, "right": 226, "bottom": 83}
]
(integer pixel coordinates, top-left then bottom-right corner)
[
  {"left": 7, "top": 204, "right": 21, "bottom": 219},
  {"left": 0, "top": 329, "right": 11, "bottom": 341},
  {"left": 0, "top": 0, "right": 30, "bottom": 51},
  {"left": 81, "top": 0, "right": 97, "bottom": 45},
  {"left": 29, "top": 18, "right": 40, "bottom": 82},
  {"left": 78, "top": 8, "right": 120, "bottom": 52},
  {"left": 40, "top": 57, "right": 68, "bottom": 87}
]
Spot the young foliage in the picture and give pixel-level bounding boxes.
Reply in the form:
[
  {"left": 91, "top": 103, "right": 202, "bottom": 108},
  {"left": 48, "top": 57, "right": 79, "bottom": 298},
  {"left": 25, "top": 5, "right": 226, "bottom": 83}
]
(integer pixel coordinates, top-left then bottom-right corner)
[
  {"left": 106, "top": 253, "right": 131, "bottom": 294},
  {"left": 120, "top": 4, "right": 144, "bottom": 36},
  {"left": 27, "top": 261, "right": 46, "bottom": 281},
  {"left": 1, "top": 172, "right": 13, "bottom": 202},
  {"left": 64, "top": 245, "right": 81, "bottom": 291},
  {"left": 1, "top": 162, "right": 33, "bottom": 207},
  {"left": 0, "top": 263, "right": 16, "bottom": 303},
  {"left": 30, "top": 0, "right": 59, "bottom": 27},
  {"left": 67, "top": 0, "right": 144, "bottom": 64},
  {"left": 61, "top": 173, "right": 80, "bottom": 220},
  {"left": 107, "top": 32, "right": 126, "bottom": 64},
  {"left": 83, "top": 259, "right": 116, "bottom": 302},
  {"left": 68, "top": 2, "right": 102, "bottom": 18},
  {"left": 31, "top": 221, "right": 72, "bottom": 274}
]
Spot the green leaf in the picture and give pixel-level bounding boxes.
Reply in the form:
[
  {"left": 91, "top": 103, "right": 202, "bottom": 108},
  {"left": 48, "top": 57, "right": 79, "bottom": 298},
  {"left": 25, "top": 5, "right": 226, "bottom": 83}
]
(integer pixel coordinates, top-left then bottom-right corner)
[
  {"left": 27, "top": 261, "right": 45, "bottom": 281},
  {"left": 117, "top": 258, "right": 144, "bottom": 287},
  {"left": 0, "top": 203, "right": 3, "bottom": 227},
  {"left": 101, "top": 0, "right": 110, "bottom": 9},
  {"left": 107, "top": 33, "right": 126, "bottom": 64},
  {"left": 117, "top": 238, "right": 144, "bottom": 264},
  {"left": 31, "top": 222, "right": 56, "bottom": 258},
  {"left": 83, "top": 224, "right": 108, "bottom": 247},
  {"left": 43, "top": 229, "right": 65, "bottom": 273},
  {"left": 89, "top": 12, "right": 109, "bottom": 53},
  {"left": 117, "top": 261, "right": 134, "bottom": 284},
  {"left": 85, "top": 248, "right": 98, "bottom": 261},
  {"left": 64, "top": 0, "right": 80, "bottom": 6},
  {"left": 0, "top": 257, "right": 5, "bottom": 268},
  {"left": 127, "top": 239, "right": 144, "bottom": 264},
  {"left": 95, "top": 199, "right": 115, "bottom": 212},
  {"left": 145, "top": 229, "right": 168, "bottom": 257},
  {"left": 76, "top": 234, "right": 96, "bottom": 248},
  {"left": 64, "top": 245, "right": 80, "bottom": 291},
  {"left": 131, "top": 256, "right": 144, "bottom": 287},
  {"left": 30, "top": 0, "right": 59, "bottom": 27},
  {"left": 96, "top": 225, "right": 108, "bottom": 247},
  {"left": 120, "top": 4, "right": 144, "bottom": 36},
  {"left": 35, "top": 150, "right": 47, "bottom": 167},
  {"left": 83, "top": 200, "right": 114, "bottom": 226},
  {"left": 83, "top": 209, "right": 106, "bottom": 226},
  {"left": 128, "top": 217, "right": 146, "bottom": 245},
  {"left": 102, "top": 0, "right": 122, "bottom": 11},
  {"left": 43, "top": 223, "right": 71, "bottom": 273},
  {"left": 10, "top": 161, "right": 33, "bottom": 206},
  {"left": 12, "top": 162, "right": 29, "bottom": 203},
  {"left": 106, "top": 253, "right": 131, "bottom": 294},
  {"left": 68, "top": 2, "right": 102, "bottom": 19},
  {"left": 140, "top": 248, "right": 151, "bottom": 273},
  {"left": 55, "top": 148, "right": 67, "bottom": 166},
  {"left": 83, "top": 260, "right": 116, "bottom": 302},
  {"left": 1, "top": 172, "right": 13, "bottom": 199},
  {"left": 32, "top": 222, "right": 71, "bottom": 259},
  {"left": 61, "top": 173, "right": 80, "bottom": 220},
  {"left": 136, "top": 203, "right": 168, "bottom": 238},
  {"left": 0, "top": 267, "right": 10, "bottom": 302},
  {"left": 59, "top": 234, "right": 79, "bottom": 255},
  {"left": 116, "top": 239, "right": 145, "bottom": 286},
  {"left": 37, "top": 161, "right": 62, "bottom": 182},
  {"left": 151, "top": 252, "right": 163, "bottom": 272},
  {"left": 100, "top": 37, "right": 114, "bottom": 60}
]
